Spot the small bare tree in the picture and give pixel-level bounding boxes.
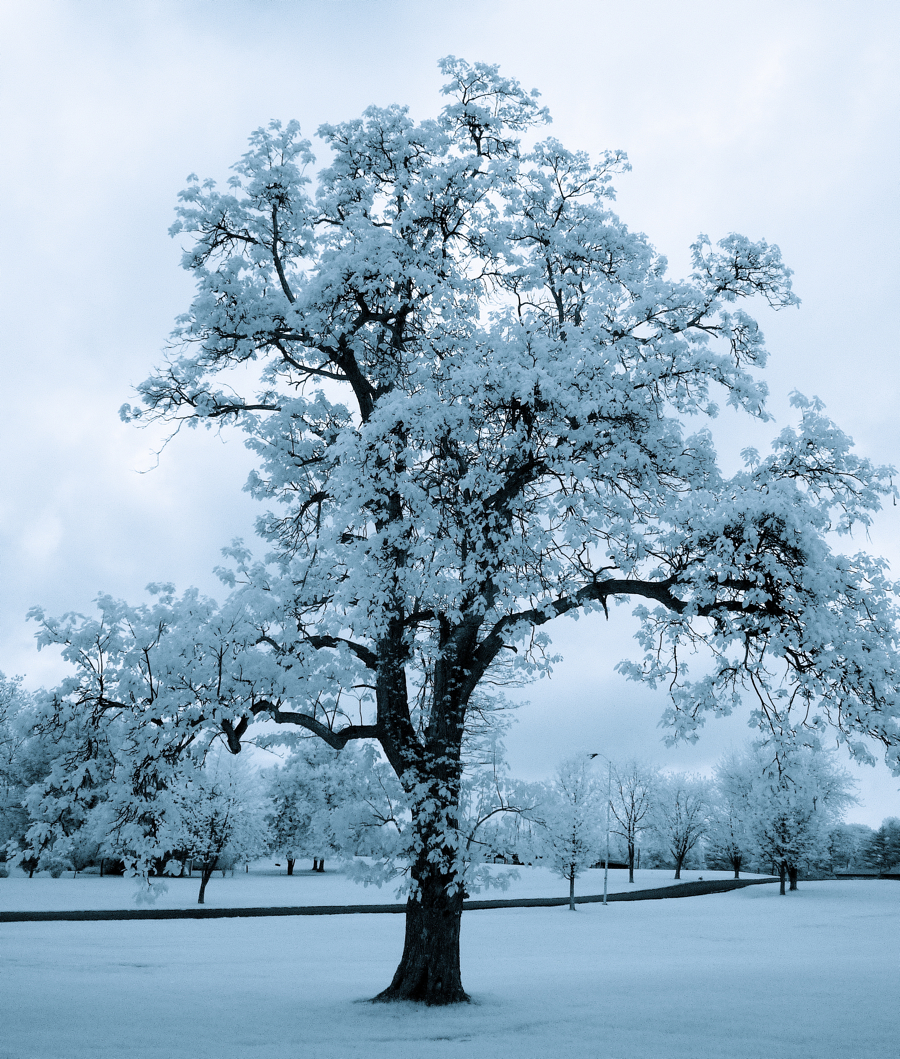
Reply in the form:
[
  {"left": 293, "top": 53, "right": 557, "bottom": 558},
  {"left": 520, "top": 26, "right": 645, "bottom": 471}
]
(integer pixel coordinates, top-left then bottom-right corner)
[
  {"left": 651, "top": 774, "right": 711, "bottom": 879},
  {"left": 610, "top": 760, "right": 658, "bottom": 883}
]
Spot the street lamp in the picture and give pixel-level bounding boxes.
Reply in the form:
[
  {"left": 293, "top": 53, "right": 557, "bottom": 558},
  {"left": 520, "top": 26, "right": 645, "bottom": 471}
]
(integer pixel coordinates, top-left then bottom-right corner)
[{"left": 589, "top": 753, "right": 612, "bottom": 906}]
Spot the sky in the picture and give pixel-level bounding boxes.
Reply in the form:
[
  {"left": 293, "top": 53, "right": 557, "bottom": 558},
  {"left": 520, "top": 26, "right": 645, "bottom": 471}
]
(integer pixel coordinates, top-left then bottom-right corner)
[{"left": 1, "top": 0, "right": 898, "bottom": 824}]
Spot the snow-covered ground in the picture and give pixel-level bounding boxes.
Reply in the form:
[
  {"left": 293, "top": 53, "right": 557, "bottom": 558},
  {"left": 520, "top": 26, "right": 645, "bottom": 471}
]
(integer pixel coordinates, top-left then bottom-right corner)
[
  {"left": 0, "top": 861, "right": 760, "bottom": 911},
  {"left": 0, "top": 875, "right": 896, "bottom": 1058}
]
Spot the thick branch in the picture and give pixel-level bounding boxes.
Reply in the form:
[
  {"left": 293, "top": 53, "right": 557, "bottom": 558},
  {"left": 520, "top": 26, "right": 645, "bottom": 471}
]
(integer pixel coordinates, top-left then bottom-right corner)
[
  {"left": 270, "top": 206, "right": 296, "bottom": 304},
  {"left": 308, "top": 635, "right": 379, "bottom": 670},
  {"left": 257, "top": 633, "right": 379, "bottom": 670},
  {"left": 466, "top": 576, "right": 758, "bottom": 697},
  {"left": 248, "top": 699, "right": 378, "bottom": 749}
]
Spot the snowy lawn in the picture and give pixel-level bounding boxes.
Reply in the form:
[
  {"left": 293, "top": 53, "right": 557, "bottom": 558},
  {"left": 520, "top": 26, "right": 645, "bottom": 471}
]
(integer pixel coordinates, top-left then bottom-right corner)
[
  {"left": 0, "top": 862, "right": 759, "bottom": 911},
  {"left": 0, "top": 880, "right": 895, "bottom": 1059}
]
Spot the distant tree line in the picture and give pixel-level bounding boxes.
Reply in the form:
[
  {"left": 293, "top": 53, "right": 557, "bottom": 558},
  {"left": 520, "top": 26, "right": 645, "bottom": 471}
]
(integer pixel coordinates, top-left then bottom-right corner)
[{"left": 2, "top": 671, "right": 897, "bottom": 904}]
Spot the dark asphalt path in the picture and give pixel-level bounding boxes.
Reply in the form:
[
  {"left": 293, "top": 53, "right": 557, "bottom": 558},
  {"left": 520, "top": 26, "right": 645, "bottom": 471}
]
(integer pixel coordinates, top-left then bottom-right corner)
[{"left": 0, "top": 876, "right": 777, "bottom": 922}]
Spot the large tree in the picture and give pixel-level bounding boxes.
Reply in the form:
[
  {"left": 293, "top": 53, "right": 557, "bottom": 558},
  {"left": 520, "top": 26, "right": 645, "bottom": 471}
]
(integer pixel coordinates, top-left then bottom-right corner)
[{"left": 26, "top": 58, "right": 900, "bottom": 1003}]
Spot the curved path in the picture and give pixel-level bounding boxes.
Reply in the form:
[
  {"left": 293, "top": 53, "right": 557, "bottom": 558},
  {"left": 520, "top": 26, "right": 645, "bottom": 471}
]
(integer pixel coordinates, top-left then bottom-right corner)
[{"left": 0, "top": 876, "right": 777, "bottom": 923}]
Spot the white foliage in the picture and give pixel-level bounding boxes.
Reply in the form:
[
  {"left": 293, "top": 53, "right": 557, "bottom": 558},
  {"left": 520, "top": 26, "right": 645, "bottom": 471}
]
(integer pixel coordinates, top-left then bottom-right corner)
[
  {"left": 20, "top": 57, "right": 900, "bottom": 921},
  {"left": 265, "top": 738, "right": 406, "bottom": 873},
  {"left": 169, "top": 751, "right": 270, "bottom": 870},
  {"left": 532, "top": 757, "right": 605, "bottom": 901},
  {"left": 718, "top": 744, "right": 856, "bottom": 877}
]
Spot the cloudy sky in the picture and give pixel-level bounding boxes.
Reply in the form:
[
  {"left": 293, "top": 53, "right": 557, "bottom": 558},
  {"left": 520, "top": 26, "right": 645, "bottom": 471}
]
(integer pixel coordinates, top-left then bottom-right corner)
[{"left": 1, "top": 0, "right": 898, "bottom": 824}]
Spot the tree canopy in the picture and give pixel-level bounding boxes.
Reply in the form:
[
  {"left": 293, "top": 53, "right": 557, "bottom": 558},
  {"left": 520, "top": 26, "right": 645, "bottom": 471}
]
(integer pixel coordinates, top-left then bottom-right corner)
[{"left": 24, "top": 57, "right": 900, "bottom": 1004}]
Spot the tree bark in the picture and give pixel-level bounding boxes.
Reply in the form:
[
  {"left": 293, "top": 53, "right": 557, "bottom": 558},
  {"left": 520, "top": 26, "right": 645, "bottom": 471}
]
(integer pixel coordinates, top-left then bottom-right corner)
[
  {"left": 674, "top": 853, "right": 685, "bottom": 879},
  {"left": 286, "top": 858, "right": 295, "bottom": 876},
  {"left": 627, "top": 841, "right": 635, "bottom": 884},
  {"left": 373, "top": 756, "right": 469, "bottom": 1005},
  {"left": 372, "top": 869, "right": 468, "bottom": 1005},
  {"left": 569, "top": 871, "right": 576, "bottom": 911},
  {"left": 197, "top": 860, "right": 216, "bottom": 904},
  {"left": 788, "top": 865, "right": 799, "bottom": 891},
  {"left": 779, "top": 863, "right": 786, "bottom": 895},
  {"left": 371, "top": 614, "right": 476, "bottom": 1004}
]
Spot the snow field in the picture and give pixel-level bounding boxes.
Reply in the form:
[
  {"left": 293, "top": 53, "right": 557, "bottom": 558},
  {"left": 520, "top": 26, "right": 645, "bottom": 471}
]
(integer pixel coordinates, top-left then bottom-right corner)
[{"left": 0, "top": 880, "right": 895, "bottom": 1059}]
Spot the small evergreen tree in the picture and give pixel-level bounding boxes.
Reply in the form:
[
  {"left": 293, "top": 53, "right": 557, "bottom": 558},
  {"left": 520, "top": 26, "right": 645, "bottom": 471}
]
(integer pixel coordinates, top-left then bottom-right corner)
[{"left": 862, "top": 818, "right": 900, "bottom": 873}]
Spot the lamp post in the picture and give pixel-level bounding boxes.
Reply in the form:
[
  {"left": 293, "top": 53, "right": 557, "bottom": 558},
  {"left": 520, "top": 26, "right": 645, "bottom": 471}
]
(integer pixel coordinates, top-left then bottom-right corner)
[
  {"left": 601, "top": 758, "right": 609, "bottom": 906},
  {"left": 589, "top": 753, "right": 612, "bottom": 906}
]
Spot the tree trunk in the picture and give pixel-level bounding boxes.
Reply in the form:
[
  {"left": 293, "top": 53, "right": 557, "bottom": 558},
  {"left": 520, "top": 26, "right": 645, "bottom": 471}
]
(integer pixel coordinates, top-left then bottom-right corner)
[
  {"left": 674, "top": 853, "right": 685, "bottom": 880},
  {"left": 197, "top": 860, "right": 216, "bottom": 904},
  {"left": 373, "top": 776, "right": 468, "bottom": 1005},
  {"left": 287, "top": 858, "right": 295, "bottom": 876},
  {"left": 788, "top": 865, "right": 799, "bottom": 891},
  {"left": 373, "top": 869, "right": 467, "bottom": 1005},
  {"left": 627, "top": 841, "right": 635, "bottom": 884},
  {"left": 731, "top": 853, "right": 741, "bottom": 880},
  {"left": 569, "top": 871, "right": 576, "bottom": 911},
  {"left": 779, "top": 863, "right": 786, "bottom": 895}
]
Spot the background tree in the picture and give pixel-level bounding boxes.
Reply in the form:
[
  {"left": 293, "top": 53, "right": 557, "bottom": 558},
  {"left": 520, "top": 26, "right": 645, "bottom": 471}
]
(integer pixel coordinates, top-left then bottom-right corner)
[
  {"left": 532, "top": 756, "right": 604, "bottom": 910},
  {"left": 170, "top": 751, "right": 269, "bottom": 904},
  {"left": 9, "top": 680, "right": 118, "bottom": 879},
  {"left": 264, "top": 755, "right": 312, "bottom": 876},
  {"left": 265, "top": 737, "right": 404, "bottom": 874},
  {"left": 827, "top": 822, "right": 873, "bottom": 872},
  {"left": 650, "top": 773, "right": 711, "bottom": 879},
  {"left": 706, "top": 749, "right": 754, "bottom": 878},
  {"left": 726, "top": 744, "right": 856, "bottom": 893},
  {"left": 23, "top": 57, "right": 900, "bottom": 1004},
  {"left": 0, "top": 675, "right": 31, "bottom": 875},
  {"left": 609, "top": 759, "right": 657, "bottom": 883},
  {"left": 861, "top": 817, "right": 900, "bottom": 873}
]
